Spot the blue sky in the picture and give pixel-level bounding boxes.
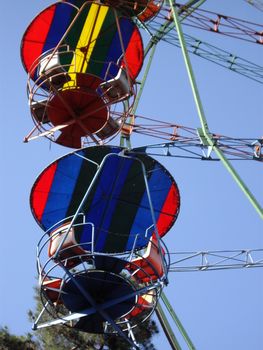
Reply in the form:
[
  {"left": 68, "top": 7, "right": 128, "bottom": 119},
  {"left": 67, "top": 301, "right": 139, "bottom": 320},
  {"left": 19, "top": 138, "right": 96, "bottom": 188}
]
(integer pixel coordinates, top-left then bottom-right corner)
[{"left": 0, "top": 1, "right": 262, "bottom": 349}]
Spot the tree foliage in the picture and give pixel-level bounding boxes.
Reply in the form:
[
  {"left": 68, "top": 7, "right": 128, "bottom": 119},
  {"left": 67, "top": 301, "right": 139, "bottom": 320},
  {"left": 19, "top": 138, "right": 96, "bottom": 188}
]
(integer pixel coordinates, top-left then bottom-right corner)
[{"left": 0, "top": 326, "right": 38, "bottom": 350}]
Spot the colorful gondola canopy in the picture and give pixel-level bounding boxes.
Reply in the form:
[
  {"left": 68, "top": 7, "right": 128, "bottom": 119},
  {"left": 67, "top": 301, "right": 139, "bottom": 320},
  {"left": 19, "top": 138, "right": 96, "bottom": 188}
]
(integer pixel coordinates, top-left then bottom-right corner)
[
  {"left": 21, "top": 1, "right": 143, "bottom": 82},
  {"left": 30, "top": 146, "right": 180, "bottom": 252}
]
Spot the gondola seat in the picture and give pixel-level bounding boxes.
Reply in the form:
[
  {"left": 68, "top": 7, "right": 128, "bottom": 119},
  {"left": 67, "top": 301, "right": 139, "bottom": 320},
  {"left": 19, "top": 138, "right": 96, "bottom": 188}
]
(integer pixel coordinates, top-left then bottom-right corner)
[
  {"left": 99, "top": 68, "right": 131, "bottom": 101},
  {"left": 128, "top": 237, "right": 165, "bottom": 283}
]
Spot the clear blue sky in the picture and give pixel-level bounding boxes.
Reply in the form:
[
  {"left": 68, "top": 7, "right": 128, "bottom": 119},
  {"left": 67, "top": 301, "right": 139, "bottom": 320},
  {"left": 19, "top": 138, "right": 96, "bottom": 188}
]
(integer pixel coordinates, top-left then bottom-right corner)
[{"left": 0, "top": 1, "right": 262, "bottom": 349}]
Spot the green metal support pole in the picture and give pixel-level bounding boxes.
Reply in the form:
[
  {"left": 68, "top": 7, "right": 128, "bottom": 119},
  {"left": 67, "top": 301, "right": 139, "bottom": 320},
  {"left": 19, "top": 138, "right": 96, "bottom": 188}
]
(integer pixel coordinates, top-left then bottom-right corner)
[
  {"left": 155, "top": 302, "right": 182, "bottom": 350},
  {"left": 168, "top": 0, "right": 263, "bottom": 219},
  {"left": 120, "top": 45, "right": 157, "bottom": 148},
  {"left": 120, "top": 0, "right": 207, "bottom": 148},
  {"left": 168, "top": 1, "right": 209, "bottom": 133},
  {"left": 133, "top": 45, "right": 157, "bottom": 115},
  {"left": 161, "top": 293, "right": 196, "bottom": 350}
]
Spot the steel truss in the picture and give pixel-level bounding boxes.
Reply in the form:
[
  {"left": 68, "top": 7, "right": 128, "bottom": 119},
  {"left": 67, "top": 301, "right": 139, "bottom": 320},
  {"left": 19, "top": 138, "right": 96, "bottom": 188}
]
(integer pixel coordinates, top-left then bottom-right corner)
[
  {"left": 129, "top": 1, "right": 263, "bottom": 218},
  {"left": 138, "top": 2, "right": 263, "bottom": 84},
  {"left": 120, "top": 115, "right": 263, "bottom": 161},
  {"left": 150, "top": 2, "right": 263, "bottom": 45},
  {"left": 169, "top": 248, "right": 263, "bottom": 272}
]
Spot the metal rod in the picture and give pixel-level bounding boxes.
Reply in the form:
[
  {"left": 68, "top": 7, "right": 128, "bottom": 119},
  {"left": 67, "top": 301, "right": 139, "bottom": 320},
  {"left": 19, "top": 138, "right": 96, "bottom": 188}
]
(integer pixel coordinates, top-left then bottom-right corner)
[
  {"left": 32, "top": 302, "right": 49, "bottom": 330},
  {"left": 52, "top": 154, "right": 107, "bottom": 259},
  {"left": 168, "top": 1, "right": 209, "bottom": 132},
  {"left": 120, "top": 153, "right": 168, "bottom": 281},
  {"left": 212, "top": 145, "right": 263, "bottom": 218},
  {"left": 120, "top": 45, "right": 157, "bottom": 148},
  {"left": 169, "top": 1, "right": 263, "bottom": 219},
  {"left": 133, "top": 45, "right": 157, "bottom": 115},
  {"left": 155, "top": 302, "right": 182, "bottom": 350},
  {"left": 36, "top": 284, "right": 158, "bottom": 328},
  {"left": 114, "top": 9, "right": 132, "bottom": 88},
  {"left": 161, "top": 292, "right": 196, "bottom": 350}
]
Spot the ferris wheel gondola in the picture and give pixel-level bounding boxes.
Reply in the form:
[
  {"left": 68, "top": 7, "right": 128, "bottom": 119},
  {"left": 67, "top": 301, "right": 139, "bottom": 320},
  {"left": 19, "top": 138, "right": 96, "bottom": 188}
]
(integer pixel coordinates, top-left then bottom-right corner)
[
  {"left": 21, "top": 0, "right": 145, "bottom": 148},
  {"left": 31, "top": 146, "right": 180, "bottom": 340}
]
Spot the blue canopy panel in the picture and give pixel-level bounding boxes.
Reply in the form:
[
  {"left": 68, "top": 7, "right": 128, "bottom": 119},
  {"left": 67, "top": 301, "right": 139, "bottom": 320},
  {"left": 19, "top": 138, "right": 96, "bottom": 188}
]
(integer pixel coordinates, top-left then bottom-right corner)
[{"left": 30, "top": 146, "right": 180, "bottom": 253}]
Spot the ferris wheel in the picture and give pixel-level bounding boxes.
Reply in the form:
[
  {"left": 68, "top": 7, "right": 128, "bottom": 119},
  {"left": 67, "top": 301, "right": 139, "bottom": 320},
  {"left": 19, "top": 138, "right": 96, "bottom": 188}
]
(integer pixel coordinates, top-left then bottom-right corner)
[{"left": 20, "top": 0, "right": 263, "bottom": 349}]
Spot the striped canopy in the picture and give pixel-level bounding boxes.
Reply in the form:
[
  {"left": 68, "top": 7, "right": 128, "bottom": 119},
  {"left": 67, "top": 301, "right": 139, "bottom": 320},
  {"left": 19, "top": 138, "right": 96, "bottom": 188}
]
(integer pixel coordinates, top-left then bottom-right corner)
[
  {"left": 31, "top": 146, "right": 180, "bottom": 252},
  {"left": 21, "top": 1, "right": 143, "bottom": 82}
]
